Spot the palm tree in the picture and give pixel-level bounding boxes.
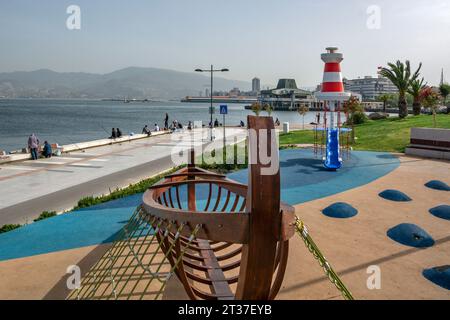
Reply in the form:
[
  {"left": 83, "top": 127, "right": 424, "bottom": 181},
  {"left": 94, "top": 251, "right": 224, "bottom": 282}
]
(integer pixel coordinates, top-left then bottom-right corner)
[
  {"left": 420, "top": 87, "right": 441, "bottom": 127},
  {"left": 379, "top": 60, "right": 422, "bottom": 118},
  {"left": 377, "top": 93, "right": 394, "bottom": 114},
  {"left": 297, "top": 105, "right": 309, "bottom": 129},
  {"left": 407, "top": 77, "right": 427, "bottom": 116}
]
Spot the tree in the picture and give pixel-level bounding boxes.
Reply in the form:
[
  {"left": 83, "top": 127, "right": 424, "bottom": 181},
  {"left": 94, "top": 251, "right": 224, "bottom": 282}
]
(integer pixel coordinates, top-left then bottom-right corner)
[
  {"left": 343, "top": 96, "right": 363, "bottom": 143},
  {"left": 439, "top": 83, "right": 450, "bottom": 114},
  {"left": 439, "top": 83, "right": 450, "bottom": 104},
  {"left": 377, "top": 93, "right": 394, "bottom": 114},
  {"left": 407, "top": 77, "right": 427, "bottom": 116},
  {"left": 297, "top": 105, "right": 309, "bottom": 130},
  {"left": 251, "top": 102, "right": 262, "bottom": 116},
  {"left": 379, "top": 60, "right": 422, "bottom": 118},
  {"left": 420, "top": 87, "right": 441, "bottom": 127}
]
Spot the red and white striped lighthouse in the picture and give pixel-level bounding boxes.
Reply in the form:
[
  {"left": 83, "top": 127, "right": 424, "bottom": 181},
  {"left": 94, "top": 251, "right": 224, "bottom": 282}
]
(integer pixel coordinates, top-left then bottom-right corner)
[{"left": 315, "top": 47, "right": 351, "bottom": 102}]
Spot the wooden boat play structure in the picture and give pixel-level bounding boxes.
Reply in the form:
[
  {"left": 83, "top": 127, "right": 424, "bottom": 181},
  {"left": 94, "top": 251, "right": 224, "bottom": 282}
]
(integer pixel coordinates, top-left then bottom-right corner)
[{"left": 68, "top": 116, "right": 353, "bottom": 301}]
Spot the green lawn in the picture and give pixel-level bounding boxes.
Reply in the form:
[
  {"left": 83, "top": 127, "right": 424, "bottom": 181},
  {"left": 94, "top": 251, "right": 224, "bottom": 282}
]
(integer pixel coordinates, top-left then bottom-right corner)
[{"left": 279, "top": 115, "right": 450, "bottom": 153}]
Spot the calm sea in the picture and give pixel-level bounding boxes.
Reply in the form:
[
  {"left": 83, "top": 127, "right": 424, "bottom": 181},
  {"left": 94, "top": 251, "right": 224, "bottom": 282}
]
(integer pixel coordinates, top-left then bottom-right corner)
[{"left": 0, "top": 99, "right": 326, "bottom": 152}]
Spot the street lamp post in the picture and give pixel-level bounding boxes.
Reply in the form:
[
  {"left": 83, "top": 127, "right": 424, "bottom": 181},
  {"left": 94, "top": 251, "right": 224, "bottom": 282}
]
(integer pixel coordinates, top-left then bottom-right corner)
[{"left": 195, "top": 65, "right": 229, "bottom": 142}]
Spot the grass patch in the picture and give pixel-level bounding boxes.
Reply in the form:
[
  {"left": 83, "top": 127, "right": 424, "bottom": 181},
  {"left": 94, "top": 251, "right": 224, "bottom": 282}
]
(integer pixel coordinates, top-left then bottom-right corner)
[
  {"left": 34, "top": 211, "right": 57, "bottom": 222},
  {"left": 0, "top": 224, "right": 21, "bottom": 234},
  {"left": 73, "top": 166, "right": 183, "bottom": 210},
  {"left": 279, "top": 115, "right": 450, "bottom": 153}
]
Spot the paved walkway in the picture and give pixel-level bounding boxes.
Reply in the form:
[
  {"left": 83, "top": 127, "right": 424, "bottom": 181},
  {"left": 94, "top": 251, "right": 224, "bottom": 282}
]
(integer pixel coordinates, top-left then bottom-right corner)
[{"left": 0, "top": 128, "right": 246, "bottom": 225}]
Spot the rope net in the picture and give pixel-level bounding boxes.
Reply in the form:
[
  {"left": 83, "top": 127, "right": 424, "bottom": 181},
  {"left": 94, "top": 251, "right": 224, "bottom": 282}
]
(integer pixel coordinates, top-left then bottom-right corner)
[{"left": 67, "top": 206, "right": 201, "bottom": 300}]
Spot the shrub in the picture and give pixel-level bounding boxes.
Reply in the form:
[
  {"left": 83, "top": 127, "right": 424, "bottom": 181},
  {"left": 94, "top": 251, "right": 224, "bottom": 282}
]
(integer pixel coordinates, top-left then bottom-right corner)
[
  {"left": 368, "top": 112, "right": 389, "bottom": 121},
  {"left": 0, "top": 224, "right": 21, "bottom": 234},
  {"left": 34, "top": 211, "right": 57, "bottom": 222},
  {"left": 351, "top": 111, "right": 368, "bottom": 125}
]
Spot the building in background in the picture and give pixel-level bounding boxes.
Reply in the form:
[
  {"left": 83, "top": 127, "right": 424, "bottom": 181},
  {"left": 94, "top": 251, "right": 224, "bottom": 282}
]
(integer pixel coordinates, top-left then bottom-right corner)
[
  {"left": 343, "top": 76, "right": 397, "bottom": 101},
  {"left": 259, "top": 79, "right": 313, "bottom": 110},
  {"left": 252, "top": 77, "right": 261, "bottom": 93}
]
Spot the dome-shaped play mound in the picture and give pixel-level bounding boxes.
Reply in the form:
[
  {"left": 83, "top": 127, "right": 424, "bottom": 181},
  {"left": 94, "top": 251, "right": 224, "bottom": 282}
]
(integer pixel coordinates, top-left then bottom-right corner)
[
  {"left": 423, "top": 266, "right": 450, "bottom": 290},
  {"left": 322, "top": 202, "right": 358, "bottom": 219},
  {"left": 425, "top": 180, "right": 450, "bottom": 192},
  {"left": 429, "top": 205, "right": 450, "bottom": 221},
  {"left": 387, "top": 223, "right": 435, "bottom": 248},
  {"left": 379, "top": 190, "right": 412, "bottom": 202}
]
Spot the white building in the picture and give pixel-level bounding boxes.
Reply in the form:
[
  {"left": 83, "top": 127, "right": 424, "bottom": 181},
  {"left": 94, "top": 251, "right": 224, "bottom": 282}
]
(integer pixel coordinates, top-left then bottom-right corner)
[{"left": 343, "top": 76, "right": 398, "bottom": 101}]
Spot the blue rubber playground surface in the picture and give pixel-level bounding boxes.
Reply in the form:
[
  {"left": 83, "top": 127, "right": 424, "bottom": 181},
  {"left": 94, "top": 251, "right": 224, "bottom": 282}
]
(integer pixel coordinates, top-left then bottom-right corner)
[{"left": 0, "top": 149, "right": 400, "bottom": 262}]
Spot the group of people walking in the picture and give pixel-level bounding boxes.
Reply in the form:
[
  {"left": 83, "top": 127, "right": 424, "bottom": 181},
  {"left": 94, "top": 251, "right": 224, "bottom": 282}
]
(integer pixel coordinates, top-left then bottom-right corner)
[{"left": 27, "top": 133, "right": 52, "bottom": 160}]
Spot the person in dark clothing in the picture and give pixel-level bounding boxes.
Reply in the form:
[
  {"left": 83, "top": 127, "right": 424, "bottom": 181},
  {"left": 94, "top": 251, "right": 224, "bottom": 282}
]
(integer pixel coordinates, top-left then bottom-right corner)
[
  {"left": 110, "top": 128, "right": 117, "bottom": 139},
  {"left": 42, "top": 141, "right": 52, "bottom": 158},
  {"left": 116, "top": 128, "right": 123, "bottom": 138},
  {"left": 164, "top": 113, "right": 169, "bottom": 130},
  {"left": 142, "top": 125, "right": 151, "bottom": 136},
  {"left": 240, "top": 120, "right": 245, "bottom": 127},
  {"left": 316, "top": 112, "right": 321, "bottom": 125},
  {"left": 214, "top": 118, "right": 219, "bottom": 127}
]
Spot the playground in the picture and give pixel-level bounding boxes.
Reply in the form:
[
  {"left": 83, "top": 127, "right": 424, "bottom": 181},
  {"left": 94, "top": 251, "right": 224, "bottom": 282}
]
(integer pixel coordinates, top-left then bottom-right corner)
[{"left": 0, "top": 147, "right": 448, "bottom": 299}]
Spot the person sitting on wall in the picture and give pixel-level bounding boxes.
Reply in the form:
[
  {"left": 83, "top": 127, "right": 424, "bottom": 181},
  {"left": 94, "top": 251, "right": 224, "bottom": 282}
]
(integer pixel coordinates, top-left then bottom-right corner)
[
  {"left": 240, "top": 120, "right": 245, "bottom": 127},
  {"left": 275, "top": 118, "right": 281, "bottom": 126},
  {"left": 42, "top": 141, "right": 52, "bottom": 158},
  {"left": 116, "top": 128, "right": 123, "bottom": 138},
  {"left": 154, "top": 124, "right": 160, "bottom": 132},
  {"left": 142, "top": 125, "right": 151, "bottom": 136},
  {"left": 187, "top": 121, "right": 193, "bottom": 130},
  {"left": 110, "top": 128, "right": 117, "bottom": 139}
]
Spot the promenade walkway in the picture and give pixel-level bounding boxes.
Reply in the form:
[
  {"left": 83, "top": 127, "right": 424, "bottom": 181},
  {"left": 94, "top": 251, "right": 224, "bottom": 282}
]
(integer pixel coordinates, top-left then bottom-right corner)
[{"left": 0, "top": 127, "right": 247, "bottom": 225}]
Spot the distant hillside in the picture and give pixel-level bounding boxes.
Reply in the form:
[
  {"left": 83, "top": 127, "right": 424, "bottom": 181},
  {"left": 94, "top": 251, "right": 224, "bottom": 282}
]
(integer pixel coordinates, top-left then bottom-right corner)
[{"left": 0, "top": 67, "right": 251, "bottom": 100}]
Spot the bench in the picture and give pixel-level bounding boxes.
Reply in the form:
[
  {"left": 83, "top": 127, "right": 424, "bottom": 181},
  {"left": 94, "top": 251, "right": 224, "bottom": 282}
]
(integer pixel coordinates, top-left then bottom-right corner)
[{"left": 405, "top": 128, "right": 450, "bottom": 160}]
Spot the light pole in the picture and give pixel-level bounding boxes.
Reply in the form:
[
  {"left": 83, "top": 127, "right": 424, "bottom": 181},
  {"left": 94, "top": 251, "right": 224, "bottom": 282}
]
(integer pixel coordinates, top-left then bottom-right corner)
[{"left": 195, "top": 65, "right": 229, "bottom": 141}]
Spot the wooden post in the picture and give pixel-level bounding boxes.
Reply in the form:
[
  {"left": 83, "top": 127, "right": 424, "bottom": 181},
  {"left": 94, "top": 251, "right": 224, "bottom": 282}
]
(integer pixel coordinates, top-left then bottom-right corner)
[
  {"left": 235, "top": 116, "right": 281, "bottom": 300},
  {"left": 187, "top": 148, "right": 196, "bottom": 211}
]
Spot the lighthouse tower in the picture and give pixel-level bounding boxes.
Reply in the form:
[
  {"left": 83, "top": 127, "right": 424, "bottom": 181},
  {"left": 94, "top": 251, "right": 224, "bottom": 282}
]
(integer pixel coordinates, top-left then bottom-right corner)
[{"left": 315, "top": 47, "right": 351, "bottom": 170}]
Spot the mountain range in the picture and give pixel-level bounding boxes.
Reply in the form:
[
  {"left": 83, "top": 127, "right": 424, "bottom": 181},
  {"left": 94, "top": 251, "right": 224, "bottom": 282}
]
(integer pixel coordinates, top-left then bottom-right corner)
[{"left": 0, "top": 67, "right": 251, "bottom": 100}]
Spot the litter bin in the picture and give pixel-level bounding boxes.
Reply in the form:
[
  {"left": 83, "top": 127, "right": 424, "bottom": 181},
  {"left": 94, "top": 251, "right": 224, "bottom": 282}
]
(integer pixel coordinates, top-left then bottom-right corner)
[{"left": 283, "top": 122, "right": 290, "bottom": 134}]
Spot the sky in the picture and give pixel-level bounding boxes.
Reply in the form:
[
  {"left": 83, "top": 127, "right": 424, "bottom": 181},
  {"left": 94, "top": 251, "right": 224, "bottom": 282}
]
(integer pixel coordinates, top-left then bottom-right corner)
[{"left": 0, "top": 0, "right": 449, "bottom": 87}]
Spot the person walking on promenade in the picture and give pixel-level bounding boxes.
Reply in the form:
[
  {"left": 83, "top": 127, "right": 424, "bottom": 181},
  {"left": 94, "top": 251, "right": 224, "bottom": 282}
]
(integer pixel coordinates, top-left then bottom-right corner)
[
  {"left": 42, "top": 141, "right": 52, "bottom": 158},
  {"left": 164, "top": 113, "right": 169, "bottom": 130},
  {"left": 28, "top": 133, "right": 40, "bottom": 160}
]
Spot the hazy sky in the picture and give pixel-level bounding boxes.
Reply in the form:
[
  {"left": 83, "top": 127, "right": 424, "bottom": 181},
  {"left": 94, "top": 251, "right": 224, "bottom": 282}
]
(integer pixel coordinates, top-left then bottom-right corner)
[{"left": 0, "top": 0, "right": 449, "bottom": 87}]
